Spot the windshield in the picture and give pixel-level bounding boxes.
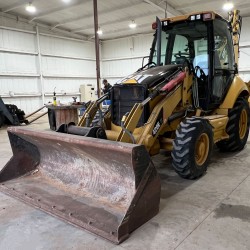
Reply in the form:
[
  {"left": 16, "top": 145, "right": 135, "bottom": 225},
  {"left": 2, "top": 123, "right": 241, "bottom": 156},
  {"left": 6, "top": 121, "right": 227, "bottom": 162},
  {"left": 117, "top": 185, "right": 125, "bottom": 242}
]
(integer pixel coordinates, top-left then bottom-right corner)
[{"left": 152, "top": 21, "right": 209, "bottom": 74}]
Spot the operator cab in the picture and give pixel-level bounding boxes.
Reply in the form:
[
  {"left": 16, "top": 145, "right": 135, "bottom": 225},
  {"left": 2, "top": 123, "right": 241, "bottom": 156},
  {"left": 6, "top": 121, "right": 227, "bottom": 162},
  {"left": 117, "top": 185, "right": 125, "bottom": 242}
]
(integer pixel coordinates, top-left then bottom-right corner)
[{"left": 150, "top": 12, "right": 235, "bottom": 110}]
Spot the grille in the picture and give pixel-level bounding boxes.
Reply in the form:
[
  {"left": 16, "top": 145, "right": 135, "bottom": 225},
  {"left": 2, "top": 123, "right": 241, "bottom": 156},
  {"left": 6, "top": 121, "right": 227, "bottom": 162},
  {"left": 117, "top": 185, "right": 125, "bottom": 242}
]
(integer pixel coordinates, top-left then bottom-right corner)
[{"left": 111, "top": 85, "right": 148, "bottom": 127}]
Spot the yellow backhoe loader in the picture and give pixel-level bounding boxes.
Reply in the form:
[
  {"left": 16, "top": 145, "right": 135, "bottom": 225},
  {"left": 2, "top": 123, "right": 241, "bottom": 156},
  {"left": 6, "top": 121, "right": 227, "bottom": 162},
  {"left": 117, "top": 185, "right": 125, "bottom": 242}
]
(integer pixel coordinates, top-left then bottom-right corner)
[{"left": 0, "top": 10, "right": 249, "bottom": 244}]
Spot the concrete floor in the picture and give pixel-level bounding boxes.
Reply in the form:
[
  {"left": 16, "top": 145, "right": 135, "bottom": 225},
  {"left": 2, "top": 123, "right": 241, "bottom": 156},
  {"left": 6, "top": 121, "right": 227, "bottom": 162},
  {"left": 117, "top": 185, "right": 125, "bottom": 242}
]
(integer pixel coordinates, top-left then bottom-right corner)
[{"left": 0, "top": 117, "right": 250, "bottom": 250}]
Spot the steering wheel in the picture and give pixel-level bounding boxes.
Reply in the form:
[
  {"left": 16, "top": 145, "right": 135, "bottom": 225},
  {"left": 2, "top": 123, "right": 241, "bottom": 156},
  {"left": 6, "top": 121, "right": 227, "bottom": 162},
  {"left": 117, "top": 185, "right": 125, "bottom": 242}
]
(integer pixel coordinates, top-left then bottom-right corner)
[{"left": 174, "top": 51, "right": 190, "bottom": 58}]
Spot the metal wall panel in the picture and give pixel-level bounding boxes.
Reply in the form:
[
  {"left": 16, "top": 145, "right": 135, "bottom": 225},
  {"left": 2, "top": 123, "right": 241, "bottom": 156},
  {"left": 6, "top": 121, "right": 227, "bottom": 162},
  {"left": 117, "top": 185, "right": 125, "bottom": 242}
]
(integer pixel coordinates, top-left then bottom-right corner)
[
  {"left": 0, "top": 29, "right": 37, "bottom": 52},
  {"left": 42, "top": 56, "right": 96, "bottom": 76},
  {"left": 0, "top": 77, "right": 40, "bottom": 94},
  {"left": 0, "top": 52, "right": 38, "bottom": 74},
  {"left": 102, "top": 34, "right": 153, "bottom": 84},
  {"left": 238, "top": 17, "right": 250, "bottom": 81},
  {"left": 102, "top": 58, "right": 142, "bottom": 80},
  {"left": 239, "top": 48, "right": 250, "bottom": 70},
  {"left": 0, "top": 16, "right": 97, "bottom": 114},
  {"left": 40, "top": 36, "right": 95, "bottom": 59},
  {"left": 44, "top": 78, "right": 97, "bottom": 105},
  {"left": 132, "top": 34, "right": 153, "bottom": 56},
  {"left": 102, "top": 34, "right": 152, "bottom": 59},
  {"left": 44, "top": 78, "right": 96, "bottom": 93}
]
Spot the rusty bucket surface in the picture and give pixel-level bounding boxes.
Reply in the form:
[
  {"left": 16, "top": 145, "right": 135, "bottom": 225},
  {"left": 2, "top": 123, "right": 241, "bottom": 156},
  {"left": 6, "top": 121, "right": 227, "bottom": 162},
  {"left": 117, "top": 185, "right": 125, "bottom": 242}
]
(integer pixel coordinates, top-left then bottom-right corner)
[{"left": 0, "top": 127, "right": 161, "bottom": 244}]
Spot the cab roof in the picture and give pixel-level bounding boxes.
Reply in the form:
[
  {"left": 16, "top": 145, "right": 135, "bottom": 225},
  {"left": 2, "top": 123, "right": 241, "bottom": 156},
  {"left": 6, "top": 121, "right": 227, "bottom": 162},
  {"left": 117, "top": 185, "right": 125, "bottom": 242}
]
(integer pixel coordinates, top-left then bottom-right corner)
[{"left": 160, "top": 11, "right": 227, "bottom": 23}]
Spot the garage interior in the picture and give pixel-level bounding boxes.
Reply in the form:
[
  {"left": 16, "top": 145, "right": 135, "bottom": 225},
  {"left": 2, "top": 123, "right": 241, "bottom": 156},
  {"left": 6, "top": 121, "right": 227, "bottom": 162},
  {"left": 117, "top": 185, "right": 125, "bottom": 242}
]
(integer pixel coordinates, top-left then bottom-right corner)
[{"left": 1, "top": 0, "right": 250, "bottom": 249}]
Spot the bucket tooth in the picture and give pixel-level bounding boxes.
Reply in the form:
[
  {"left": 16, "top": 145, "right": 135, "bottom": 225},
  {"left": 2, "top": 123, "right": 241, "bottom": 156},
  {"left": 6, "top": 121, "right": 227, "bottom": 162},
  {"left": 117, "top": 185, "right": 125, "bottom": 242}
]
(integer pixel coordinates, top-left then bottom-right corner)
[{"left": 0, "top": 127, "right": 161, "bottom": 244}]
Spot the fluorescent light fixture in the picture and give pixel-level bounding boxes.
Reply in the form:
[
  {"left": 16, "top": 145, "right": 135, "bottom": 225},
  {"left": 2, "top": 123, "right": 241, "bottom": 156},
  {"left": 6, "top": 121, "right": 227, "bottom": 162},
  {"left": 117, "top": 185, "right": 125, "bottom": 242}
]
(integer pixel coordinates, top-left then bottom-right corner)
[
  {"left": 97, "top": 28, "right": 103, "bottom": 35},
  {"left": 129, "top": 20, "right": 137, "bottom": 29},
  {"left": 26, "top": 2, "right": 36, "bottom": 13},
  {"left": 62, "top": 0, "right": 71, "bottom": 3},
  {"left": 223, "top": 1, "right": 234, "bottom": 11}
]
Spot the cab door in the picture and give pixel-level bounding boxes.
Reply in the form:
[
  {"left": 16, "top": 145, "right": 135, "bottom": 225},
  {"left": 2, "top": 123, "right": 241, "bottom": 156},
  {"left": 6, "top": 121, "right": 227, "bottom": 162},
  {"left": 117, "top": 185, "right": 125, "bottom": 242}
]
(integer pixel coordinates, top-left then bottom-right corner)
[{"left": 212, "top": 19, "right": 235, "bottom": 105}]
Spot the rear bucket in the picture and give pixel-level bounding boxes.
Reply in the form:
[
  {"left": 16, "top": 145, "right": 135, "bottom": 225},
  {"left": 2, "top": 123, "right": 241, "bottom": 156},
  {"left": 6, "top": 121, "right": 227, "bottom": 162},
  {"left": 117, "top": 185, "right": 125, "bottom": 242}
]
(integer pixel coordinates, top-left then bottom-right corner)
[{"left": 0, "top": 127, "right": 160, "bottom": 244}]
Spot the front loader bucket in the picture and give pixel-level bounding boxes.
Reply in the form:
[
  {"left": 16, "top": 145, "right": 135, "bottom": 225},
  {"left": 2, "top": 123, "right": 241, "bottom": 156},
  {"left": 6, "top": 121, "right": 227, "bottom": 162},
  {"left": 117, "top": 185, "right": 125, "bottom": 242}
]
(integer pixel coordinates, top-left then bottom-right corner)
[{"left": 0, "top": 127, "right": 160, "bottom": 244}]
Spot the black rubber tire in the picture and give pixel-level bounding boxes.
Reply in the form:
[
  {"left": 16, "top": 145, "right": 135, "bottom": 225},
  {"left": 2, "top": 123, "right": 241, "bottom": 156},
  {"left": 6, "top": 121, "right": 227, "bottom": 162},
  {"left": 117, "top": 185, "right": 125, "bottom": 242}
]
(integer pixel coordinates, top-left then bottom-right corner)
[
  {"left": 172, "top": 118, "right": 213, "bottom": 179},
  {"left": 0, "top": 113, "right": 4, "bottom": 128},
  {"left": 216, "top": 98, "right": 250, "bottom": 152}
]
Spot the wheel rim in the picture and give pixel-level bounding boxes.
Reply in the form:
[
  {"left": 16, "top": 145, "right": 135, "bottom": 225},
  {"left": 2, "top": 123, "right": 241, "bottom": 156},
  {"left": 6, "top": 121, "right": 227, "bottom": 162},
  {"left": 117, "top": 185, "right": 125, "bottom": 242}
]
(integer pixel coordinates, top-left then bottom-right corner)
[
  {"left": 239, "top": 109, "right": 248, "bottom": 140},
  {"left": 195, "top": 133, "right": 209, "bottom": 166}
]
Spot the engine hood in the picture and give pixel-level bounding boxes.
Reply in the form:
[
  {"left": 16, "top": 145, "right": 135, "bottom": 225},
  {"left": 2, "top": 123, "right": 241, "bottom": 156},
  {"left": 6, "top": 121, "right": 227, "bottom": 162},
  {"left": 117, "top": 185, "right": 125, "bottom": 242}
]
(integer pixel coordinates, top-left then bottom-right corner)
[{"left": 116, "top": 65, "right": 181, "bottom": 88}]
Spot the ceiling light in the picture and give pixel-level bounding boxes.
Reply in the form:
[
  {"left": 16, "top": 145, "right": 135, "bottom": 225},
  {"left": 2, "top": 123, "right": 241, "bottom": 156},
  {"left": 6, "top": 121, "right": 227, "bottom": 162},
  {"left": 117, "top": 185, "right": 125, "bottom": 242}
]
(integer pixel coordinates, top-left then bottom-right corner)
[
  {"left": 129, "top": 20, "right": 137, "bottom": 29},
  {"left": 62, "top": 0, "right": 71, "bottom": 3},
  {"left": 26, "top": 2, "right": 36, "bottom": 13},
  {"left": 223, "top": 1, "right": 234, "bottom": 11},
  {"left": 97, "top": 28, "right": 103, "bottom": 35}
]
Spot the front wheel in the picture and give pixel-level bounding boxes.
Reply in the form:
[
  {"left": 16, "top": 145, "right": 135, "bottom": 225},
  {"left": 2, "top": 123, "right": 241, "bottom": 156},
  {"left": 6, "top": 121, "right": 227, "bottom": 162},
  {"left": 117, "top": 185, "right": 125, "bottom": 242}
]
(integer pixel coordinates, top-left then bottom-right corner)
[
  {"left": 172, "top": 118, "right": 213, "bottom": 179},
  {"left": 216, "top": 98, "right": 250, "bottom": 152}
]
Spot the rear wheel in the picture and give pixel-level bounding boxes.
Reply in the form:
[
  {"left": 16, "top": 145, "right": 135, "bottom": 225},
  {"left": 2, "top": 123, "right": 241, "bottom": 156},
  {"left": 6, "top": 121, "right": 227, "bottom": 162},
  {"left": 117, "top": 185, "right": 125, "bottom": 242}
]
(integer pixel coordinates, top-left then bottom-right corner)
[
  {"left": 217, "top": 98, "right": 250, "bottom": 152},
  {"left": 172, "top": 118, "right": 213, "bottom": 179}
]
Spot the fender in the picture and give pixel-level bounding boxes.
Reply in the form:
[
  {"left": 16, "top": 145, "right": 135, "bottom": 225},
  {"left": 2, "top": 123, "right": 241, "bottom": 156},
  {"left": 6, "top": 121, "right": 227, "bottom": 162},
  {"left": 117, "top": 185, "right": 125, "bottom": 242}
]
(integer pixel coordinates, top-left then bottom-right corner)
[{"left": 219, "top": 75, "right": 249, "bottom": 109}]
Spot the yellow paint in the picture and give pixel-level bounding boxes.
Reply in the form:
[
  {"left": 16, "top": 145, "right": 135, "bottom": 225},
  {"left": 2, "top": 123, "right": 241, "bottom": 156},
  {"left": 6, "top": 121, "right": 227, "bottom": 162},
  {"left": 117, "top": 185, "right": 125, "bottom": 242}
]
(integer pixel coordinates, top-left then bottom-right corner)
[
  {"left": 204, "top": 115, "right": 229, "bottom": 142},
  {"left": 116, "top": 103, "right": 144, "bottom": 143},
  {"left": 160, "top": 11, "right": 218, "bottom": 24},
  {"left": 159, "top": 138, "right": 173, "bottom": 151},
  {"left": 78, "top": 101, "right": 99, "bottom": 127},
  {"left": 182, "top": 69, "right": 193, "bottom": 107},
  {"left": 219, "top": 76, "right": 249, "bottom": 109},
  {"left": 239, "top": 109, "right": 248, "bottom": 139},
  {"left": 138, "top": 86, "right": 183, "bottom": 152},
  {"left": 123, "top": 79, "right": 138, "bottom": 84},
  {"left": 195, "top": 133, "right": 209, "bottom": 166}
]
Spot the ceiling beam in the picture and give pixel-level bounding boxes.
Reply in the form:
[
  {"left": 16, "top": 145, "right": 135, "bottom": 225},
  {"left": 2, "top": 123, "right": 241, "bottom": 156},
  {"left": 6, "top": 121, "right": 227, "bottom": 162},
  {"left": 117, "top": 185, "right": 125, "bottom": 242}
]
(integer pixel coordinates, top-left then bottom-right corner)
[
  {"left": 0, "top": 10, "right": 88, "bottom": 41},
  {"left": 51, "top": 0, "right": 146, "bottom": 30},
  {"left": 143, "top": 0, "right": 182, "bottom": 17},
  {"left": 71, "top": 1, "right": 182, "bottom": 35},
  {"left": 72, "top": 12, "right": 160, "bottom": 33},
  {"left": 87, "top": 23, "right": 152, "bottom": 40},
  {"left": 1, "top": 0, "right": 29, "bottom": 13},
  {"left": 30, "top": 0, "right": 87, "bottom": 22},
  {"left": 176, "top": 0, "right": 219, "bottom": 11}
]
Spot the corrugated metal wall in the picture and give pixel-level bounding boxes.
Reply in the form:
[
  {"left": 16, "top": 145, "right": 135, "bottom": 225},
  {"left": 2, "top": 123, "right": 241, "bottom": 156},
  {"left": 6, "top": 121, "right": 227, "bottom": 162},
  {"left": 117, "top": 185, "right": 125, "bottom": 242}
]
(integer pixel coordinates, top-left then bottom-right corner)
[
  {"left": 40, "top": 35, "right": 97, "bottom": 105},
  {"left": 238, "top": 17, "right": 250, "bottom": 82},
  {"left": 102, "top": 34, "right": 153, "bottom": 84},
  {"left": 0, "top": 17, "right": 97, "bottom": 113}
]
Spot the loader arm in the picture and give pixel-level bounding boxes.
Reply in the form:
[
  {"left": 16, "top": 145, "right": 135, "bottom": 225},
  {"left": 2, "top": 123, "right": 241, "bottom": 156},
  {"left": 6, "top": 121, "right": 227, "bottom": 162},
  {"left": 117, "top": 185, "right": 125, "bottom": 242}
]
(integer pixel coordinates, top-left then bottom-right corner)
[
  {"left": 78, "top": 93, "right": 109, "bottom": 127},
  {"left": 138, "top": 84, "right": 183, "bottom": 152},
  {"left": 116, "top": 103, "right": 144, "bottom": 143},
  {"left": 116, "top": 71, "right": 187, "bottom": 154},
  {"left": 78, "top": 101, "right": 99, "bottom": 127}
]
